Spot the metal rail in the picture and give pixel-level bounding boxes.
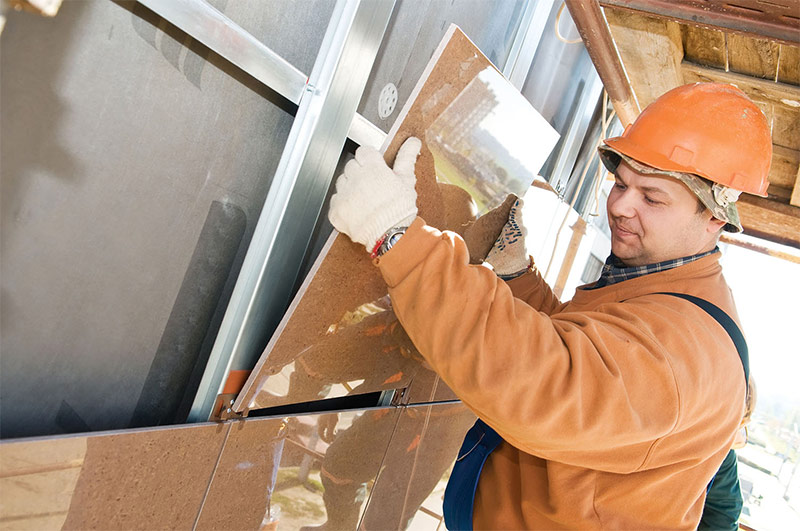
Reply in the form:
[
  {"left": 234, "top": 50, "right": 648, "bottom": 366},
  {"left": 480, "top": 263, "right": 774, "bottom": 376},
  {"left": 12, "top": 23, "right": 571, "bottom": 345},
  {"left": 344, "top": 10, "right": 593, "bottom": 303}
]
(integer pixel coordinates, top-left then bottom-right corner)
[
  {"left": 190, "top": 0, "right": 396, "bottom": 421},
  {"left": 137, "top": 0, "right": 307, "bottom": 104}
]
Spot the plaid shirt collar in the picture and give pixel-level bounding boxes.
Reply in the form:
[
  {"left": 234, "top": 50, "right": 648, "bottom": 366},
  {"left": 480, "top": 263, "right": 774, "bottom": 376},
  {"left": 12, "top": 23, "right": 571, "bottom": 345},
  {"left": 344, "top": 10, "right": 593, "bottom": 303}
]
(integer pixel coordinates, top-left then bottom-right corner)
[{"left": 591, "top": 247, "right": 720, "bottom": 289}]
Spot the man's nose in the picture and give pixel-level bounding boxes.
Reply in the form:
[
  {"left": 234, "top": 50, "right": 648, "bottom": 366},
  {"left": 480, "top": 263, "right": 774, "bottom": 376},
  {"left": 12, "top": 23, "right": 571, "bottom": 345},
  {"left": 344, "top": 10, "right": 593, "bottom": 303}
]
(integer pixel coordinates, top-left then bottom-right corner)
[{"left": 608, "top": 189, "right": 636, "bottom": 218}]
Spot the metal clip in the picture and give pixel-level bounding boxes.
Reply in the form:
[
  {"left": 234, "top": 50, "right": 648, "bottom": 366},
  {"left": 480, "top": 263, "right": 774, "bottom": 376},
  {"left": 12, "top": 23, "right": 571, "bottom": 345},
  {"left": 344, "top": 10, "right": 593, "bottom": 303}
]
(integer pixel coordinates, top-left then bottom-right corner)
[{"left": 209, "top": 393, "right": 245, "bottom": 421}]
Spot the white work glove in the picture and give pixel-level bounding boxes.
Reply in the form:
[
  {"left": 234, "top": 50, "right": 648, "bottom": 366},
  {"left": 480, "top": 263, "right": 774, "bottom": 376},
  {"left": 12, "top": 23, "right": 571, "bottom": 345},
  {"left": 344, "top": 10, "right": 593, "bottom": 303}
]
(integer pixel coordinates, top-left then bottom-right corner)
[
  {"left": 484, "top": 198, "right": 531, "bottom": 279},
  {"left": 328, "top": 137, "right": 420, "bottom": 253}
]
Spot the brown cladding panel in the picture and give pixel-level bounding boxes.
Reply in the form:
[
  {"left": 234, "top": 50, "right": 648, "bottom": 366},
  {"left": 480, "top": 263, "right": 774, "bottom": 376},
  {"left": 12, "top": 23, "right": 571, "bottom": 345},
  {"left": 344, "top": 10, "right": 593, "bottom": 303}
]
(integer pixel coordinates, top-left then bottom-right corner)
[
  {"left": 226, "top": 409, "right": 400, "bottom": 530},
  {"left": 196, "top": 418, "right": 288, "bottom": 530},
  {"left": 0, "top": 438, "right": 87, "bottom": 531},
  {"left": 359, "top": 403, "right": 476, "bottom": 529},
  {"left": 61, "top": 424, "right": 229, "bottom": 530},
  {"left": 1, "top": 424, "right": 228, "bottom": 530},
  {"left": 234, "top": 27, "right": 502, "bottom": 414}
]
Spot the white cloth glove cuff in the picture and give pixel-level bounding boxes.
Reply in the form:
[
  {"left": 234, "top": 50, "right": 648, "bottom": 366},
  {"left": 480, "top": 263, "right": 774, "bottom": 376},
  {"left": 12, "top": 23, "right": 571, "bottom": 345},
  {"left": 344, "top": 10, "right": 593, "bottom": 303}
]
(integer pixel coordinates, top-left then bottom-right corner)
[{"left": 353, "top": 206, "right": 417, "bottom": 252}]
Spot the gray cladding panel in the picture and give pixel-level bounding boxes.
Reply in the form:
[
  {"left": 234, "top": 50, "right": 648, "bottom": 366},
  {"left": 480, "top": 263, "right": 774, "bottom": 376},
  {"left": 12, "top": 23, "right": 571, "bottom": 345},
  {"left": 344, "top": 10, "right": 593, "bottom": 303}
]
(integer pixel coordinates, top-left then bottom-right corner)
[
  {"left": 357, "top": 0, "right": 526, "bottom": 130},
  {"left": 0, "top": 1, "right": 330, "bottom": 437}
]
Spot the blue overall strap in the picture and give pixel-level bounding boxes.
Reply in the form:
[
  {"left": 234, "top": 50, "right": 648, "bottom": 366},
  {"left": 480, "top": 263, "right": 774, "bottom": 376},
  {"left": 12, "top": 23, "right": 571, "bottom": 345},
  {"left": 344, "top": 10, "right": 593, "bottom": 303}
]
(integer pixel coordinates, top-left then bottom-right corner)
[
  {"left": 443, "top": 419, "right": 504, "bottom": 531},
  {"left": 657, "top": 292, "right": 749, "bottom": 387}
]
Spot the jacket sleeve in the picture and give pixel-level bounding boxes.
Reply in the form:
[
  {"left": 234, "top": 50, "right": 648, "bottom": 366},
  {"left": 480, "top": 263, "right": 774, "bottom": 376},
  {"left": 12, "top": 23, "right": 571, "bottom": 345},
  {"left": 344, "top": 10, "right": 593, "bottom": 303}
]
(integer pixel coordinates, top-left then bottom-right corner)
[
  {"left": 377, "top": 218, "right": 742, "bottom": 473},
  {"left": 504, "top": 264, "right": 561, "bottom": 315}
]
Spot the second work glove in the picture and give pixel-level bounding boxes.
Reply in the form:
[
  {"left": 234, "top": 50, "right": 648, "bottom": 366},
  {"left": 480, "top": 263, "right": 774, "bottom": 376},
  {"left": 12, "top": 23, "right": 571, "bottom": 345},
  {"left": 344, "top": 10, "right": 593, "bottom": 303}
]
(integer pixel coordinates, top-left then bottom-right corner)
[
  {"left": 328, "top": 137, "right": 421, "bottom": 253},
  {"left": 484, "top": 198, "right": 531, "bottom": 279}
]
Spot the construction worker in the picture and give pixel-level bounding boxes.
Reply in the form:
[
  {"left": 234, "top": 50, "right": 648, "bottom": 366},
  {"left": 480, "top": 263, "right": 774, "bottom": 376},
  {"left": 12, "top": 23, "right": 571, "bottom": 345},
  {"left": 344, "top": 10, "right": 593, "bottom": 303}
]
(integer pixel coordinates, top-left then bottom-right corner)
[{"left": 327, "top": 82, "right": 770, "bottom": 529}]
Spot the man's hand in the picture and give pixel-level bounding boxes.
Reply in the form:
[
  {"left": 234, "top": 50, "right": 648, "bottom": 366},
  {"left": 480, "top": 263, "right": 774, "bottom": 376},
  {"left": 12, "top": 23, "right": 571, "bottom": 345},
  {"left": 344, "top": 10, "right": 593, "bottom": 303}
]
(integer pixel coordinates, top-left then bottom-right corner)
[
  {"left": 317, "top": 413, "right": 339, "bottom": 444},
  {"left": 484, "top": 198, "right": 531, "bottom": 279},
  {"left": 328, "top": 137, "right": 421, "bottom": 253}
]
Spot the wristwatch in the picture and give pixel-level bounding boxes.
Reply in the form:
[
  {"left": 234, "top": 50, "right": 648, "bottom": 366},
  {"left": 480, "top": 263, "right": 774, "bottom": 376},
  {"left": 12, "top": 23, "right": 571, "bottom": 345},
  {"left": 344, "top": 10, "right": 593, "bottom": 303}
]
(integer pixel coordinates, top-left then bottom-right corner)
[{"left": 376, "top": 227, "right": 407, "bottom": 257}]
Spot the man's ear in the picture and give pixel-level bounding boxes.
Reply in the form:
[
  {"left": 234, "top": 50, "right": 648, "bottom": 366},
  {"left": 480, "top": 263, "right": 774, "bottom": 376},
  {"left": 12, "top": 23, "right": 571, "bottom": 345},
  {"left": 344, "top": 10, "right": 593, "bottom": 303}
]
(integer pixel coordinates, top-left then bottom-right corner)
[{"left": 706, "top": 215, "right": 726, "bottom": 235}]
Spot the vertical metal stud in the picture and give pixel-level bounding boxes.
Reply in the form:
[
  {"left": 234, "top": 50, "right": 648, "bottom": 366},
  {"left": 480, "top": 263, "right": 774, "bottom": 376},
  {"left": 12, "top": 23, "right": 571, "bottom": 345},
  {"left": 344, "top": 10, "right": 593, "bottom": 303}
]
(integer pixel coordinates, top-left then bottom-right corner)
[{"left": 188, "top": 0, "right": 396, "bottom": 422}]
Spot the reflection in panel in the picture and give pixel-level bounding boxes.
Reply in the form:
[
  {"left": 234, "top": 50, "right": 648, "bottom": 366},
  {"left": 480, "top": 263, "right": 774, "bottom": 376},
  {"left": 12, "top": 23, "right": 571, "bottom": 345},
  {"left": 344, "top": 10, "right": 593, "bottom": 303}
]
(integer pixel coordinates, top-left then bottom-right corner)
[
  {"left": 0, "top": 1, "right": 333, "bottom": 437},
  {"left": 360, "top": 403, "right": 476, "bottom": 530},
  {"left": 234, "top": 27, "right": 557, "bottom": 416}
]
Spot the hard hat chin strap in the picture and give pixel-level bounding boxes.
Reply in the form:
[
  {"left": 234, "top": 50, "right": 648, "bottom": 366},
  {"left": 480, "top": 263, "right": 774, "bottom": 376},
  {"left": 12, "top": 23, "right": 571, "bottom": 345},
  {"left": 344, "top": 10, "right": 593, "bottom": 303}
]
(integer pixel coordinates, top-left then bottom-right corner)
[{"left": 712, "top": 183, "right": 742, "bottom": 208}]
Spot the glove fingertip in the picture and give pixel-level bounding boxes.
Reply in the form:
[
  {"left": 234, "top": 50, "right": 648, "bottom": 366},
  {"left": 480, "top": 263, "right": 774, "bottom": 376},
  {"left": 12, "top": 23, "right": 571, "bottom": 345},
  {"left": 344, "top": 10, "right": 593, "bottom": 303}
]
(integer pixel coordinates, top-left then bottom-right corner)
[
  {"left": 393, "top": 137, "right": 422, "bottom": 176},
  {"left": 355, "top": 145, "right": 384, "bottom": 168}
]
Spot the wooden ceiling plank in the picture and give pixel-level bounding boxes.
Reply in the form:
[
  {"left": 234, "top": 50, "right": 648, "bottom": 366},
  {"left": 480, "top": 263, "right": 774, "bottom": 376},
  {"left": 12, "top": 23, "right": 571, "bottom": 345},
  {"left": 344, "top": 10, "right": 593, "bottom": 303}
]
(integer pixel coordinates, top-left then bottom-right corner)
[
  {"left": 726, "top": 32, "right": 781, "bottom": 80},
  {"left": 792, "top": 164, "right": 800, "bottom": 207},
  {"left": 598, "top": 0, "right": 800, "bottom": 46},
  {"left": 719, "top": 233, "right": 800, "bottom": 264},
  {"left": 681, "top": 61, "right": 800, "bottom": 105},
  {"left": 681, "top": 24, "right": 726, "bottom": 69},
  {"left": 773, "top": 105, "right": 800, "bottom": 151},
  {"left": 777, "top": 44, "right": 800, "bottom": 86},
  {"left": 680, "top": 62, "right": 800, "bottom": 150},
  {"left": 603, "top": 8, "right": 684, "bottom": 110},
  {"left": 771, "top": 145, "right": 800, "bottom": 190},
  {"left": 737, "top": 194, "right": 800, "bottom": 248}
]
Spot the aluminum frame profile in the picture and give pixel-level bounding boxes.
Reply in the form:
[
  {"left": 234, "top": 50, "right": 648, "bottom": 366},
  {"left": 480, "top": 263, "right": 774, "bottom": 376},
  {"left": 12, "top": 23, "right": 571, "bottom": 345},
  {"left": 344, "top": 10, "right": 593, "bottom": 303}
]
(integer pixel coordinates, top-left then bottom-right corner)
[
  {"left": 136, "top": 0, "right": 307, "bottom": 104},
  {"left": 502, "top": 0, "right": 557, "bottom": 90},
  {"left": 188, "top": 0, "right": 396, "bottom": 422},
  {"left": 547, "top": 58, "right": 606, "bottom": 203},
  {"left": 136, "top": 0, "right": 389, "bottom": 149}
]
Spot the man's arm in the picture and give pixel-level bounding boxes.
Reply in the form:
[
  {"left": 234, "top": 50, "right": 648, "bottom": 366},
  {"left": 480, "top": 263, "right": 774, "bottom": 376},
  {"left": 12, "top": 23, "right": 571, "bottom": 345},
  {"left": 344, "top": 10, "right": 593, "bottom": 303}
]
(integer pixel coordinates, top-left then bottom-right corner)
[
  {"left": 504, "top": 266, "right": 561, "bottom": 315},
  {"left": 378, "top": 219, "right": 741, "bottom": 472},
  {"left": 328, "top": 139, "right": 741, "bottom": 473},
  {"left": 478, "top": 197, "right": 562, "bottom": 314}
]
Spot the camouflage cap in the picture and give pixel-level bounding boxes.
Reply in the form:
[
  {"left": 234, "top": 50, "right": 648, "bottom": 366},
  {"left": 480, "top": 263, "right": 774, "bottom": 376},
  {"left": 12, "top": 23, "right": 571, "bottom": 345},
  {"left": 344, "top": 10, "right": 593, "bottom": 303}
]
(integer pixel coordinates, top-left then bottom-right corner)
[{"left": 598, "top": 144, "right": 742, "bottom": 233}]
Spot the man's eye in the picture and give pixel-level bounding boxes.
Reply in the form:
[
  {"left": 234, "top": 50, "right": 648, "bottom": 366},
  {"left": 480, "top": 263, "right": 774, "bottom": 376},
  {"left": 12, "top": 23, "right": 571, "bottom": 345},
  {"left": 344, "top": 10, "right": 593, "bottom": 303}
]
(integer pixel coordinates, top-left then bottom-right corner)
[
  {"left": 614, "top": 182, "right": 626, "bottom": 190},
  {"left": 645, "top": 196, "right": 660, "bottom": 205}
]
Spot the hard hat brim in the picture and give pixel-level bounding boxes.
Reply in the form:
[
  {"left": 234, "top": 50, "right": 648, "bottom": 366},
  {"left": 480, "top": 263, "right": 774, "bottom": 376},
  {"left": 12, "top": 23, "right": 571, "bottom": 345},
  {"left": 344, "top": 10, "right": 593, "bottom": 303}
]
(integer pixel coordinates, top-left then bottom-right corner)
[{"left": 598, "top": 143, "right": 743, "bottom": 233}]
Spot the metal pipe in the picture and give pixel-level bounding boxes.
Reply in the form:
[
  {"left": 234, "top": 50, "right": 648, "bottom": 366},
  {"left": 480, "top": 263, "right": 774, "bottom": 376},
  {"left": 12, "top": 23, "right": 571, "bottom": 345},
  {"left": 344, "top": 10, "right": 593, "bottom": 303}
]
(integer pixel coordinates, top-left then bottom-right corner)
[{"left": 564, "top": 0, "right": 639, "bottom": 126}]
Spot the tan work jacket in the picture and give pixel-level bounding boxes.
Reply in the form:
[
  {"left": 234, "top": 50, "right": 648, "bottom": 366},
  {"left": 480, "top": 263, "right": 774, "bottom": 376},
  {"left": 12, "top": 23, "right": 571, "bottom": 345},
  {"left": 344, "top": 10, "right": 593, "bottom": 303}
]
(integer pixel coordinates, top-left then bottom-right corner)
[{"left": 377, "top": 218, "right": 745, "bottom": 529}]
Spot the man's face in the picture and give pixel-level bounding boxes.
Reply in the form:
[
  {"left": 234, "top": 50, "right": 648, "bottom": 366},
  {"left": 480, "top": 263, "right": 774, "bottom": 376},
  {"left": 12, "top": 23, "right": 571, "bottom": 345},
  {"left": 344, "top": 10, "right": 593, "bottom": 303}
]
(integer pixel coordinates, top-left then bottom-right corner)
[{"left": 606, "top": 161, "right": 725, "bottom": 266}]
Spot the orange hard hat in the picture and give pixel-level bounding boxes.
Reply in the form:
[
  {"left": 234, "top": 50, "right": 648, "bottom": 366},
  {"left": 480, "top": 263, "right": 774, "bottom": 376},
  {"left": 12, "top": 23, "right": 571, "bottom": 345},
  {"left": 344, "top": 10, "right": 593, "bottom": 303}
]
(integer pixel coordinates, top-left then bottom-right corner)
[{"left": 601, "top": 83, "right": 771, "bottom": 196}]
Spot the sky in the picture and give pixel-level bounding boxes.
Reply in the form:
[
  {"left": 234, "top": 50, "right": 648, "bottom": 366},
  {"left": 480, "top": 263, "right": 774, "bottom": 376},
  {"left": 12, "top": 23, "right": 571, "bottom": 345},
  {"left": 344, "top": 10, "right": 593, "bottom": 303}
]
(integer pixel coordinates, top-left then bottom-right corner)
[{"left": 719, "top": 241, "right": 800, "bottom": 407}]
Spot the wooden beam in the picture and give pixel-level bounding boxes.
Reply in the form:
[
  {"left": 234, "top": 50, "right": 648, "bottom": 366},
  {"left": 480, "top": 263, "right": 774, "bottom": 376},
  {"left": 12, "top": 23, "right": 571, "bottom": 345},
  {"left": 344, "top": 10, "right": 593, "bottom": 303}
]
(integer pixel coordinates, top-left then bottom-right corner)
[
  {"left": 553, "top": 217, "right": 588, "bottom": 299},
  {"left": 603, "top": 7, "right": 684, "bottom": 110},
  {"left": 736, "top": 194, "right": 800, "bottom": 248},
  {"left": 681, "top": 61, "right": 800, "bottom": 150},
  {"left": 777, "top": 44, "right": 800, "bottom": 85},
  {"left": 598, "top": 0, "right": 800, "bottom": 46},
  {"left": 681, "top": 25, "right": 726, "bottom": 69},
  {"left": 726, "top": 32, "right": 781, "bottom": 80},
  {"left": 791, "top": 163, "right": 800, "bottom": 207},
  {"left": 720, "top": 233, "right": 800, "bottom": 264},
  {"left": 771, "top": 145, "right": 800, "bottom": 195},
  {"left": 681, "top": 61, "right": 800, "bottom": 109}
]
